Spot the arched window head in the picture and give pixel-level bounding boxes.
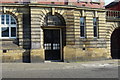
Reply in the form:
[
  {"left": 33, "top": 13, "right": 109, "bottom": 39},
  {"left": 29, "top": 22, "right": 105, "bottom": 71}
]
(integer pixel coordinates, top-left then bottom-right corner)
[
  {"left": 43, "top": 13, "right": 65, "bottom": 27},
  {"left": 0, "top": 14, "right": 17, "bottom": 39}
]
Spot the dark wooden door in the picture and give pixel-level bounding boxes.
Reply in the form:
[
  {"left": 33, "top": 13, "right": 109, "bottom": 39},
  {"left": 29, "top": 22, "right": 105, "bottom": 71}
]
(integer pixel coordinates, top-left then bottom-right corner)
[{"left": 44, "top": 29, "right": 61, "bottom": 60}]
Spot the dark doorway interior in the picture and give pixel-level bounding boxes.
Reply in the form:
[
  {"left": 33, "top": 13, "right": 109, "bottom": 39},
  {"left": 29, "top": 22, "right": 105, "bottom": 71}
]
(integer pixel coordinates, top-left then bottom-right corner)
[
  {"left": 111, "top": 27, "right": 120, "bottom": 59},
  {"left": 44, "top": 29, "right": 61, "bottom": 60}
]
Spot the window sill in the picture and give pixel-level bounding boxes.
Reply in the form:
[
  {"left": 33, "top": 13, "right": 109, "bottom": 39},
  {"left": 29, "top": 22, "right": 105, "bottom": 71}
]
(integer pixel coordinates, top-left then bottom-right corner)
[
  {"left": 80, "top": 37, "right": 87, "bottom": 41},
  {"left": 0, "top": 38, "right": 17, "bottom": 41},
  {"left": 80, "top": 37, "right": 86, "bottom": 38},
  {"left": 93, "top": 37, "right": 98, "bottom": 40}
]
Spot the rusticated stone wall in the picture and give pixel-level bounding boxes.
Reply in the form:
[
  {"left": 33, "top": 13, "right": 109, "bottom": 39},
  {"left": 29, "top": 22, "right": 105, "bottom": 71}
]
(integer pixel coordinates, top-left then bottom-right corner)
[
  {"left": 1, "top": 3, "right": 119, "bottom": 62},
  {"left": 106, "top": 21, "right": 120, "bottom": 59}
]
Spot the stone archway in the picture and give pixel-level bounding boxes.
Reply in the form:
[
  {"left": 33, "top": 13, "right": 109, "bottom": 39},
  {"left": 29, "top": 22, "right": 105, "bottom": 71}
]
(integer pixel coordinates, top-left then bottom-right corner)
[
  {"left": 111, "top": 27, "right": 120, "bottom": 59},
  {"left": 43, "top": 12, "right": 66, "bottom": 27},
  {"left": 42, "top": 12, "right": 66, "bottom": 61}
]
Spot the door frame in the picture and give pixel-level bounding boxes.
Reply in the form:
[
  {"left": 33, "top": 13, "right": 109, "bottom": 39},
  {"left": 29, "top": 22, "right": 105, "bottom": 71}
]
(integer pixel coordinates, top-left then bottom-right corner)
[{"left": 43, "top": 28, "right": 63, "bottom": 62}]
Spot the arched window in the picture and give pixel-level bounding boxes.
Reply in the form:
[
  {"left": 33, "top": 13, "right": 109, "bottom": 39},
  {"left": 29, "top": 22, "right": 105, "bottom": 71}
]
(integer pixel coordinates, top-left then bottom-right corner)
[
  {"left": 47, "top": 15, "right": 62, "bottom": 26},
  {"left": 43, "top": 13, "right": 65, "bottom": 27},
  {"left": 0, "top": 14, "right": 17, "bottom": 39}
]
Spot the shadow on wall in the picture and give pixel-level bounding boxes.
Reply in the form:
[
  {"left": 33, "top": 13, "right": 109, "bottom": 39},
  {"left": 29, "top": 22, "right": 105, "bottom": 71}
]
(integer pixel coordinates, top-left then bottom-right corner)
[
  {"left": 22, "top": 8, "right": 31, "bottom": 63},
  {"left": 111, "top": 27, "right": 120, "bottom": 59}
]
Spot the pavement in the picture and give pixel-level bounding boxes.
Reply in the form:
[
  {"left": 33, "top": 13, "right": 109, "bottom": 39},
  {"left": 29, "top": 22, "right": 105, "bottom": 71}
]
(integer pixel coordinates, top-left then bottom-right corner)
[{"left": 1, "top": 59, "right": 120, "bottom": 78}]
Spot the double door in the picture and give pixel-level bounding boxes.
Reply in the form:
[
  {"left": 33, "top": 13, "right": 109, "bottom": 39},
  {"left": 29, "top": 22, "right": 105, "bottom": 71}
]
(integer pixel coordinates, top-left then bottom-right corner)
[{"left": 44, "top": 29, "right": 61, "bottom": 60}]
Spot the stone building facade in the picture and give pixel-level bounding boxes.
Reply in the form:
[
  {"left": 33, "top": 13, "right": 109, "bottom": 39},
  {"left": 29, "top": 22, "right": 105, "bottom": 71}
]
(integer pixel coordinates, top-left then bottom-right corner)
[
  {"left": 0, "top": 2, "right": 120, "bottom": 63},
  {"left": 106, "top": 0, "right": 120, "bottom": 59}
]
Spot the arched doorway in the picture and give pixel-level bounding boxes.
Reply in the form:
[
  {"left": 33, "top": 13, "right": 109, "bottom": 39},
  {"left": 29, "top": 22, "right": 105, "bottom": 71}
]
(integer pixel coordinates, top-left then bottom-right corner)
[
  {"left": 42, "top": 12, "right": 66, "bottom": 61},
  {"left": 111, "top": 27, "right": 120, "bottom": 59}
]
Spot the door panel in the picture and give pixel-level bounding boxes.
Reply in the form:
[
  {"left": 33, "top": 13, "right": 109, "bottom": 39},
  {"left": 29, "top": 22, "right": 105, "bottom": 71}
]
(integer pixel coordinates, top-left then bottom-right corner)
[{"left": 44, "top": 29, "right": 61, "bottom": 60}]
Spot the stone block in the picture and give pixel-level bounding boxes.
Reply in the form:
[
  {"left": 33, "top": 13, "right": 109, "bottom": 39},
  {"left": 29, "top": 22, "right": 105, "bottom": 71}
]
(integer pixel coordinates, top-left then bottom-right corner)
[
  {"left": 31, "top": 42, "right": 41, "bottom": 49},
  {"left": 31, "top": 49, "right": 44, "bottom": 63},
  {"left": 2, "top": 51, "right": 23, "bottom": 63},
  {"left": 64, "top": 46, "right": 76, "bottom": 62},
  {"left": 63, "top": 46, "right": 111, "bottom": 62}
]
